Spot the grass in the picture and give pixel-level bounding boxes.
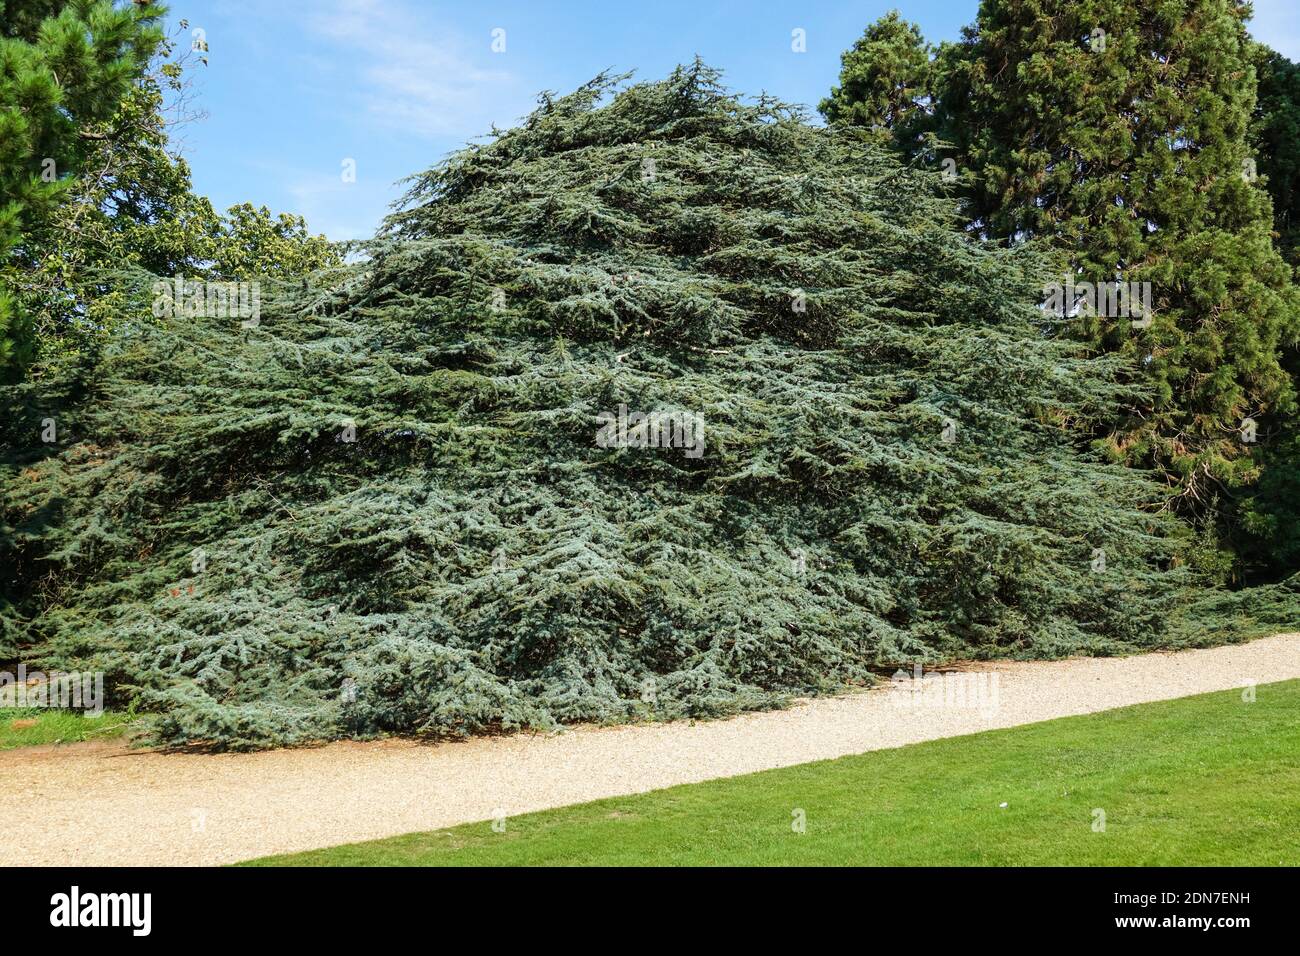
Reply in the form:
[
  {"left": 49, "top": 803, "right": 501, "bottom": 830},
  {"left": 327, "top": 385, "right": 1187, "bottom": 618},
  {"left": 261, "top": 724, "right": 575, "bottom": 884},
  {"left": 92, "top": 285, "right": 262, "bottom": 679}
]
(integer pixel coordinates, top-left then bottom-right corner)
[
  {"left": 245, "top": 680, "right": 1300, "bottom": 866},
  {"left": 0, "top": 708, "right": 131, "bottom": 750}
]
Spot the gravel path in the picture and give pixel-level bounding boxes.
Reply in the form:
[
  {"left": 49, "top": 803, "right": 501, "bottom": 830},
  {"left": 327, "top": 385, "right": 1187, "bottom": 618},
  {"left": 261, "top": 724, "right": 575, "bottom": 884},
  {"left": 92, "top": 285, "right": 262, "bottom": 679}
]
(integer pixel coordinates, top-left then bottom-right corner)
[{"left": 3, "top": 633, "right": 1297, "bottom": 866}]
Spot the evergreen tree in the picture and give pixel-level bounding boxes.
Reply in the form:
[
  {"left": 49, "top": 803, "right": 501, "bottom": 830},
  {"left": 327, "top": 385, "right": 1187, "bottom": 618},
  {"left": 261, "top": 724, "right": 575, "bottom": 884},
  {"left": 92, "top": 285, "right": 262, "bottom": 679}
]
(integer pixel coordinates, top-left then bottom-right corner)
[
  {"left": 826, "top": 0, "right": 1300, "bottom": 578},
  {"left": 4, "top": 65, "right": 1293, "bottom": 748},
  {"left": 818, "top": 11, "right": 935, "bottom": 149},
  {"left": 1251, "top": 45, "right": 1300, "bottom": 264},
  {"left": 1234, "top": 46, "right": 1300, "bottom": 580},
  {"left": 0, "top": 0, "right": 164, "bottom": 379},
  {"left": 939, "top": 0, "right": 1300, "bottom": 528}
]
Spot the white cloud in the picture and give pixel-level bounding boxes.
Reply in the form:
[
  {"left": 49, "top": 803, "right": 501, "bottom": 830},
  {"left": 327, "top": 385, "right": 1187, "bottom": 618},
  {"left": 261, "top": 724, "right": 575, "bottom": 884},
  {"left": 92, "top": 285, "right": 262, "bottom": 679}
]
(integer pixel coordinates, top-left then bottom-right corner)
[{"left": 307, "top": 0, "right": 524, "bottom": 139}]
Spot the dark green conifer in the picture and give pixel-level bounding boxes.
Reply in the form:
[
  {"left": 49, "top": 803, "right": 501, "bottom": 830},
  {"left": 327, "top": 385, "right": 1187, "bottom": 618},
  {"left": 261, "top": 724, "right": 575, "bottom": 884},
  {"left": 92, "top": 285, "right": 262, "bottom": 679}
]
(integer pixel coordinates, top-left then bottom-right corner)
[
  {"left": 825, "top": 1, "right": 1300, "bottom": 577},
  {"left": 4, "top": 65, "right": 1294, "bottom": 748}
]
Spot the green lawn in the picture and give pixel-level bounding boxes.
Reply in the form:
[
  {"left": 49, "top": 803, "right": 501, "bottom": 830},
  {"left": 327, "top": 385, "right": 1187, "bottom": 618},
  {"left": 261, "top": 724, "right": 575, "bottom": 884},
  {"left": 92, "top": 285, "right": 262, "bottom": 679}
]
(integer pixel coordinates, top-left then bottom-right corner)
[
  {"left": 246, "top": 680, "right": 1300, "bottom": 866},
  {"left": 0, "top": 708, "right": 131, "bottom": 750}
]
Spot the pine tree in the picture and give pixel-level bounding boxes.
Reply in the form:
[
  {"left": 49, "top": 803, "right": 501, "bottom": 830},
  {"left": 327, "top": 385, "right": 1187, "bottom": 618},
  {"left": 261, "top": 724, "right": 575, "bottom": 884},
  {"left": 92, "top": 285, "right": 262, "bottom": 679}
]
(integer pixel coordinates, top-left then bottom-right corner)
[
  {"left": 3, "top": 65, "right": 1295, "bottom": 749},
  {"left": 0, "top": 0, "right": 165, "bottom": 379}
]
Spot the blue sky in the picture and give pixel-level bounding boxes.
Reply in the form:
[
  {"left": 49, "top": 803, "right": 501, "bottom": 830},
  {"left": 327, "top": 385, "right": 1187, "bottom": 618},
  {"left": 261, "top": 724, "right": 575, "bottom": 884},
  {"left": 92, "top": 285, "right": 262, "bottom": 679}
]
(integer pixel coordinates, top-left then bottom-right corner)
[{"left": 170, "top": 0, "right": 1300, "bottom": 242}]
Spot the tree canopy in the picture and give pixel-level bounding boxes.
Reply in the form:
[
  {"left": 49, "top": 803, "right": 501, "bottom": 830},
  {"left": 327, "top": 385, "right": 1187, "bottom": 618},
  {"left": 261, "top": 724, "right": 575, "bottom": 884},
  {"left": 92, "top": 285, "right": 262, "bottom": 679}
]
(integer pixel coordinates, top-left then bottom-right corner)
[
  {"left": 8, "top": 14, "right": 339, "bottom": 374},
  {"left": 5, "top": 64, "right": 1294, "bottom": 749},
  {"left": 1, "top": 0, "right": 165, "bottom": 377},
  {"left": 823, "top": 2, "right": 1300, "bottom": 583},
  {"left": 1253, "top": 45, "right": 1300, "bottom": 265},
  {"left": 818, "top": 10, "right": 935, "bottom": 147}
]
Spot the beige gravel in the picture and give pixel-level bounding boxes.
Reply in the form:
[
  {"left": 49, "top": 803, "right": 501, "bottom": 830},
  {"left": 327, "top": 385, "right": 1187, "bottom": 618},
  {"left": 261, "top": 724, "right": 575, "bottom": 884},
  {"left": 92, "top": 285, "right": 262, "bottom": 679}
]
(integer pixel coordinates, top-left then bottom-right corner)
[{"left": 2, "top": 633, "right": 1298, "bottom": 866}]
